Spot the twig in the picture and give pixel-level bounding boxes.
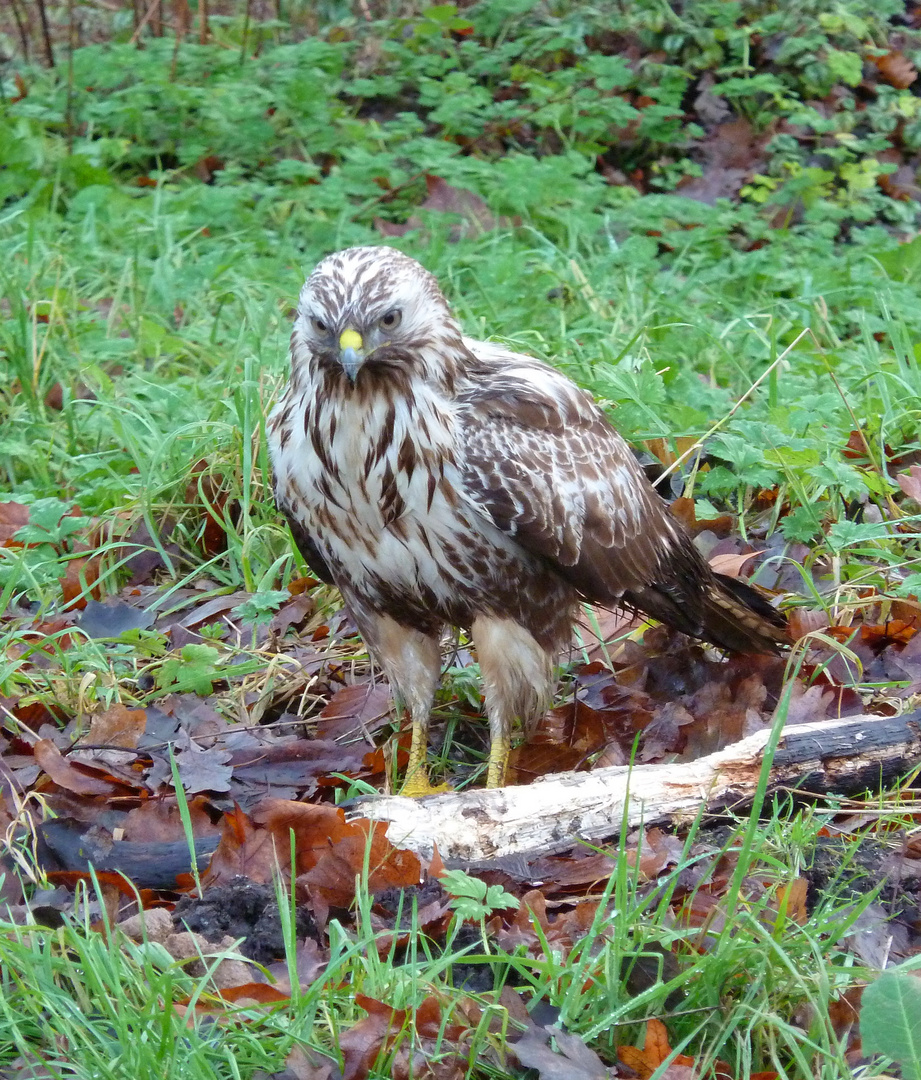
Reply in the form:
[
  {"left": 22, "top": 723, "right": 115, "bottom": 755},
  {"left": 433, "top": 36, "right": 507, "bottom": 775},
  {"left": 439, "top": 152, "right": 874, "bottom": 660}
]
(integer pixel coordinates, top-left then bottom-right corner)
[
  {"left": 65, "top": 0, "right": 76, "bottom": 152},
  {"left": 129, "top": 0, "right": 166, "bottom": 45},
  {"left": 170, "top": 0, "right": 191, "bottom": 80},
  {"left": 240, "top": 0, "right": 252, "bottom": 64},
  {"left": 653, "top": 328, "right": 810, "bottom": 488},
  {"left": 35, "top": 0, "right": 55, "bottom": 67},
  {"left": 7, "top": 0, "right": 31, "bottom": 61},
  {"left": 199, "top": 0, "right": 209, "bottom": 44}
]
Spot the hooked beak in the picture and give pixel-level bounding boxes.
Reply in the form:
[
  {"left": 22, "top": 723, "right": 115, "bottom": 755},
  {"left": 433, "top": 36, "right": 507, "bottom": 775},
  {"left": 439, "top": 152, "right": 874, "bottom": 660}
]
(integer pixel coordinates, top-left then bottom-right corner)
[{"left": 338, "top": 328, "right": 364, "bottom": 382}]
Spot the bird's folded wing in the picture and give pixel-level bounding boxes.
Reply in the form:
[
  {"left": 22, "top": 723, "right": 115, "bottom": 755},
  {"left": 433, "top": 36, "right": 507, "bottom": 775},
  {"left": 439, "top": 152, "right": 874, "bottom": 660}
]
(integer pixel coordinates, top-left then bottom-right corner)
[{"left": 456, "top": 353, "right": 683, "bottom": 604}]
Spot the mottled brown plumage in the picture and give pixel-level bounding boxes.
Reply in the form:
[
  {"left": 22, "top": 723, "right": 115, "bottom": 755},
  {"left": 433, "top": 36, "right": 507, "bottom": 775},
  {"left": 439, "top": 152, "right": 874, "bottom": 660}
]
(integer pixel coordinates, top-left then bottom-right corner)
[{"left": 268, "top": 246, "right": 787, "bottom": 789}]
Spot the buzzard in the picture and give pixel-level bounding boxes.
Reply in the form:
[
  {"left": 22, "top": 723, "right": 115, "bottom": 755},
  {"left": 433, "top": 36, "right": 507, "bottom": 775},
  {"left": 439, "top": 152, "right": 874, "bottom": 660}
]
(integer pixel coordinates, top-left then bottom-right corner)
[{"left": 268, "top": 246, "right": 787, "bottom": 791}]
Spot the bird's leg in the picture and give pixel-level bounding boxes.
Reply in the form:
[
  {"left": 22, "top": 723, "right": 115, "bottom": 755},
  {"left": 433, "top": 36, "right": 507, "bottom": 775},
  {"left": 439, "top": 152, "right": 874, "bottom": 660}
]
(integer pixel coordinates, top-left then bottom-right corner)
[
  {"left": 357, "top": 611, "right": 444, "bottom": 797},
  {"left": 471, "top": 616, "right": 554, "bottom": 788},
  {"left": 403, "top": 698, "right": 433, "bottom": 795}
]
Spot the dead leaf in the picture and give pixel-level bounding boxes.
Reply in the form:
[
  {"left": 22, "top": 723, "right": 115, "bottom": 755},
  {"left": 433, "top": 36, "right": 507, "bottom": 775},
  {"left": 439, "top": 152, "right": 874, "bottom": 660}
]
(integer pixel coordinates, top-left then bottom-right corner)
[
  {"left": 185, "top": 459, "right": 238, "bottom": 557},
  {"left": 874, "top": 51, "right": 918, "bottom": 89},
  {"left": 709, "top": 550, "right": 763, "bottom": 578},
  {"left": 897, "top": 464, "right": 921, "bottom": 503},
  {"left": 200, "top": 800, "right": 430, "bottom": 913},
  {"left": 770, "top": 877, "right": 809, "bottom": 926},
  {"left": 376, "top": 175, "right": 516, "bottom": 242},
  {"left": 573, "top": 605, "right": 641, "bottom": 663},
  {"left": 59, "top": 556, "right": 102, "bottom": 610},
  {"left": 228, "top": 738, "right": 368, "bottom": 801},
  {"left": 81, "top": 704, "right": 147, "bottom": 749},
  {"left": 678, "top": 118, "right": 769, "bottom": 205},
  {"left": 315, "top": 682, "right": 393, "bottom": 741},
  {"left": 692, "top": 72, "right": 732, "bottom": 127},
  {"left": 122, "top": 797, "right": 217, "bottom": 842},
  {"left": 339, "top": 995, "right": 405, "bottom": 1080},
  {"left": 786, "top": 607, "right": 829, "bottom": 641},
  {"left": 78, "top": 599, "right": 156, "bottom": 638},
  {"left": 273, "top": 1043, "right": 342, "bottom": 1080},
  {"left": 669, "top": 496, "right": 734, "bottom": 538},
  {"left": 270, "top": 593, "right": 317, "bottom": 636},
  {"left": 173, "top": 740, "right": 234, "bottom": 794},
  {"left": 173, "top": 591, "right": 251, "bottom": 631},
  {"left": 418, "top": 175, "right": 499, "bottom": 233},
  {"left": 33, "top": 739, "right": 125, "bottom": 796},
  {"left": 512, "top": 1023, "right": 611, "bottom": 1079},
  {"left": 617, "top": 1019, "right": 696, "bottom": 1079},
  {"left": 44, "top": 381, "right": 97, "bottom": 410},
  {"left": 264, "top": 939, "right": 329, "bottom": 996},
  {"left": 0, "top": 502, "right": 31, "bottom": 547},
  {"left": 218, "top": 982, "right": 291, "bottom": 1003}
]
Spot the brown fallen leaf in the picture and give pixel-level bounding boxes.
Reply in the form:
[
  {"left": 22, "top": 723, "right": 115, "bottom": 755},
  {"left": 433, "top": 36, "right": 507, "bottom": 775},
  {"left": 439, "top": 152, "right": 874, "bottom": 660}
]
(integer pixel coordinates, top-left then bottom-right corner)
[
  {"left": 269, "top": 593, "right": 317, "bottom": 636},
  {"left": 185, "top": 459, "right": 239, "bottom": 557},
  {"left": 339, "top": 995, "right": 405, "bottom": 1080},
  {"left": 376, "top": 175, "right": 517, "bottom": 242},
  {"left": 315, "top": 682, "right": 393, "bottom": 741},
  {"left": 272, "top": 1043, "right": 342, "bottom": 1080},
  {"left": 200, "top": 799, "right": 435, "bottom": 920},
  {"left": 786, "top": 607, "right": 829, "bottom": 641},
  {"left": 769, "top": 876, "right": 809, "bottom": 927},
  {"left": 33, "top": 739, "right": 126, "bottom": 797},
  {"left": 874, "top": 50, "right": 918, "bottom": 89},
  {"left": 897, "top": 464, "right": 921, "bottom": 503},
  {"left": 0, "top": 501, "right": 31, "bottom": 546},
  {"left": 338, "top": 993, "right": 469, "bottom": 1080},
  {"left": 59, "top": 555, "right": 103, "bottom": 610},
  {"left": 511, "top": 1023, "right": 612, "bottom": 1079},
  {"left": 617, "top": 1019, "right": 697, "bottom": 1079},
  {"left": 218, "top": 982, "right": 291, "bottom": 1003},
  {"left": 44, "top": 381, "right": 97, "bottom": 410},
  {"left": 708, "top": 550, "right": 763, "bottom": 578},
  {"left": 573, "top": 604, "right": 640, "bottom": 663},
  {"left": 678, "top": 118, "right": 770, "bottom": 205},
  {"left": 81, "top": 704, "right": 147, "bottom": 749}
]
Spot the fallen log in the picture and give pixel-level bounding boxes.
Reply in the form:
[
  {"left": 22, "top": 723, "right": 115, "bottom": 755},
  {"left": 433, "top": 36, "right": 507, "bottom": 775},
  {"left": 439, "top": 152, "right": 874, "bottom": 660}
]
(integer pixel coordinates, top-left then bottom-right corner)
[{"left": 354, "top": 711, "right": 921, "bottom": 864}]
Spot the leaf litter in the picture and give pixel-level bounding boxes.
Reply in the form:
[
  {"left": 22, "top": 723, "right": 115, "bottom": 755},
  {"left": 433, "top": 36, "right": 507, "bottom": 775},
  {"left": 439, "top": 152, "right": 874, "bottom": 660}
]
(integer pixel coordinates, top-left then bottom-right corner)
[{"left": 2, "top": 456, "right": 921, "bottom": 1078}]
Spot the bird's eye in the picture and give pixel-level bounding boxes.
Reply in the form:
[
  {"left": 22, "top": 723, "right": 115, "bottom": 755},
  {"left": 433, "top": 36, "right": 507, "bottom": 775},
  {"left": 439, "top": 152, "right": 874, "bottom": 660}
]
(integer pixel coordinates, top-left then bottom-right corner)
[
  {"left": 379, "top": 309, "right": 402, "bottom": 331},
  {"left": 312, "top": 317, "right": 328, "bottom": 334}
]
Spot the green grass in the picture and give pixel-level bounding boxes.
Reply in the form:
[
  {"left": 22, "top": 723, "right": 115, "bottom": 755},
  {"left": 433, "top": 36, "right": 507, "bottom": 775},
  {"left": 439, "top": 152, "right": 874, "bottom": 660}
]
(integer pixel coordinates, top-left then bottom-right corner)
[
  {"left": 0, "top": 803, "right": 906, "bottom": 1079},
  {"left": 3, "top": 1, "right": 921, "bottom": 1076}
]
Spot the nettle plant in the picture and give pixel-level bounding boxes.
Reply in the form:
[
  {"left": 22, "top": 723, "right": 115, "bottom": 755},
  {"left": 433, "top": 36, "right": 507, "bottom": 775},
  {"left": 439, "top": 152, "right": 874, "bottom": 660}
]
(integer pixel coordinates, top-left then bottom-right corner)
[{"left": 4, "top": 0, "right": 921, "bottom": 238}]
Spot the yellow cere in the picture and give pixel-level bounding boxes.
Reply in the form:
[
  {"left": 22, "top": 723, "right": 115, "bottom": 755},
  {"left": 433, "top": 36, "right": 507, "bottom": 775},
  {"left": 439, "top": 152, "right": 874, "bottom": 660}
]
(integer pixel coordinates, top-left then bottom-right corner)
[{"left": 339, "top": 329, "right": 363, "bottom": 351}]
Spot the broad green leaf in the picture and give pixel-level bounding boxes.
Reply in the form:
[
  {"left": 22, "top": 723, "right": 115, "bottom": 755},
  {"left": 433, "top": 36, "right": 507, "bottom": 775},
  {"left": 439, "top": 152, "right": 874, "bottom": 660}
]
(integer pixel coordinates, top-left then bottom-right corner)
[{"left": 860, "top": 971, "right": 921, "bottom": 1080}]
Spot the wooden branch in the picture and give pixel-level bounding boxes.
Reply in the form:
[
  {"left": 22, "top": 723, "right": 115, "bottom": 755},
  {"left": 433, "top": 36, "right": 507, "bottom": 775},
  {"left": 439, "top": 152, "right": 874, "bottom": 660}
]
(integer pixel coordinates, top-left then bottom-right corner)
[
  {"left": 7, "top": 0, "right": 31, "bottom": 61},
  {"left": 354, "top": 712, "right": 921, "bottom": 864},
  {"left": 35, "top": 0, "right": 55, "bottom": 67}
]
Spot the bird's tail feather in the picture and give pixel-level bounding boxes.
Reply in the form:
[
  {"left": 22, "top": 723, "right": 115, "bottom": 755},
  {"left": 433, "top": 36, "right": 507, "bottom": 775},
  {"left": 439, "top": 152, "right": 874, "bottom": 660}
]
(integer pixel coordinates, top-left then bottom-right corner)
[
  {"left": 623, "top": 564, "right": 788, "bottom": 656},
  {"left": 696, "top": 573, "right": 788, "bottom": 654}
]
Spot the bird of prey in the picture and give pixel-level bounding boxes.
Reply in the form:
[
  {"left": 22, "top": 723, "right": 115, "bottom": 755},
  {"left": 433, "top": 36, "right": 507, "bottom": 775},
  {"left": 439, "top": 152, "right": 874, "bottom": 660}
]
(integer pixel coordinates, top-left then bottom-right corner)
[{"left": 268, "top": 246, "right": 787, "bottom": 791}]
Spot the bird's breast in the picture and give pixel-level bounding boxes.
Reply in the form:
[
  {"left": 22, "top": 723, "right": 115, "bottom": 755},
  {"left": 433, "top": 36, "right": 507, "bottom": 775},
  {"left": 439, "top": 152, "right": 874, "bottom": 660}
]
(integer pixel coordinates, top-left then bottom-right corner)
[{"left": 271, "top": 385, "right": 504, "bottom": 602}]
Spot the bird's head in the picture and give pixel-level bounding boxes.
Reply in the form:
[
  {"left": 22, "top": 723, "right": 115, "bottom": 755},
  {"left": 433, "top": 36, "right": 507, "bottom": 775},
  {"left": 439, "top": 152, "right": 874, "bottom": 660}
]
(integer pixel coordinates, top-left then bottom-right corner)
[{"left": 292, "top": 246, "right": 466, "bottom": 392}]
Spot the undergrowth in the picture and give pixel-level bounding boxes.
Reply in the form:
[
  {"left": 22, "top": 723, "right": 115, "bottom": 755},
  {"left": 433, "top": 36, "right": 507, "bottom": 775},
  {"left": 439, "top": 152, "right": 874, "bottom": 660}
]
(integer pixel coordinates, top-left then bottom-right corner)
[{"left": 1, "top": 3, "right": 921, "bottom": 1078}]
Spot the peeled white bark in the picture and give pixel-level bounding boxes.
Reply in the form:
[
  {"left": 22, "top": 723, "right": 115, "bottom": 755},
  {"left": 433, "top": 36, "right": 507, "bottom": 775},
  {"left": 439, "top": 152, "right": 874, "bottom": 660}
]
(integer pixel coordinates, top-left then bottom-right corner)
[{"left": 354, "top": 713, "right": 921, "bottom": 863}]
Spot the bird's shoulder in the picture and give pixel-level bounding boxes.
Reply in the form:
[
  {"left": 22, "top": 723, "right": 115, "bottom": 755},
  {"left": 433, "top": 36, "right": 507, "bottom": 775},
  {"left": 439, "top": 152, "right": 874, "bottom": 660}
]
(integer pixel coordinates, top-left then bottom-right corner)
[{"left": 456, "top": 337, "right": 628, "bottom": 451}]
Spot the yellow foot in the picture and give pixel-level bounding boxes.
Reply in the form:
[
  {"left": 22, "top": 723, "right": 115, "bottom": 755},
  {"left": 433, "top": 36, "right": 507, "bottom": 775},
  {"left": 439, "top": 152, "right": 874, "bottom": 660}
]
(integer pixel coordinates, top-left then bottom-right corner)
[
  {"left": 399, "top": 770, "right": 453, "bottom": 798},
  {"left": 485, "top": 735, "right": 510, "bottom": 788},
  {"left": 401, "top": 718, "right": 452, "bottom": 796}
]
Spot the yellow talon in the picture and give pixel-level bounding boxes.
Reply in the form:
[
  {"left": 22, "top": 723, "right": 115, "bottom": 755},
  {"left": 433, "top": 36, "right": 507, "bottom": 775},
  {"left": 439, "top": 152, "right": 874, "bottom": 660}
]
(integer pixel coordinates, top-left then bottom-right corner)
[
  {"left": 400, "top": 770, "right": 453, "bottom": 797},
  {"left": 400, "top": 718, "right": 452, "bottom": 797}
]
